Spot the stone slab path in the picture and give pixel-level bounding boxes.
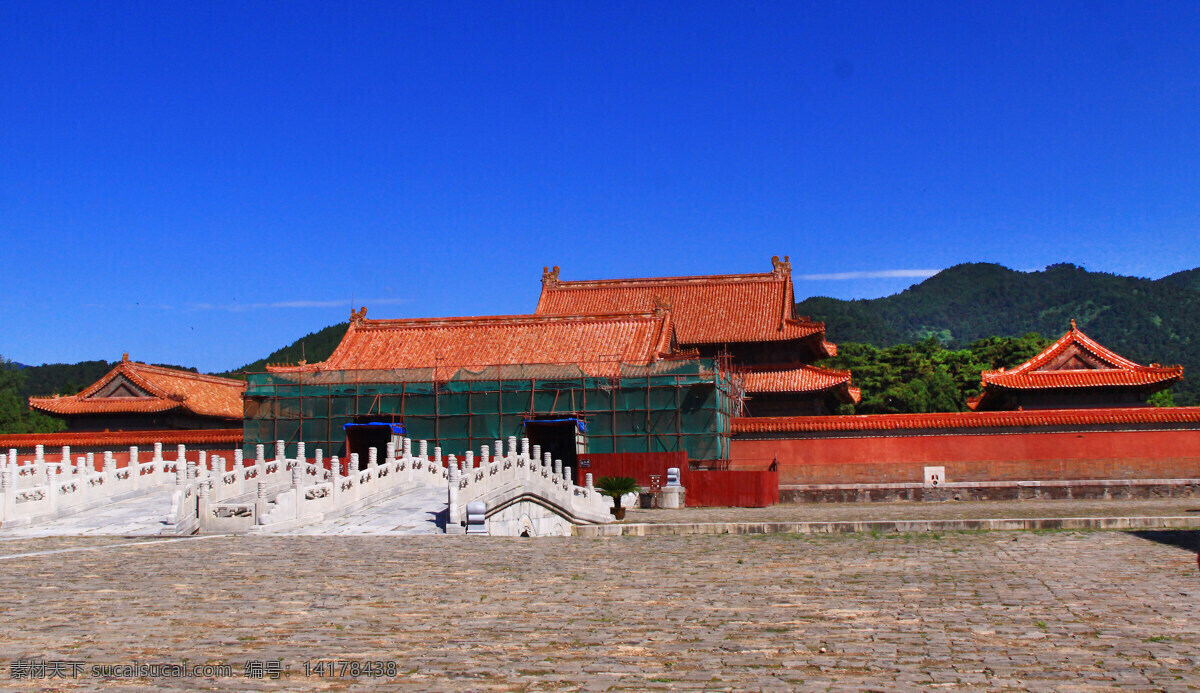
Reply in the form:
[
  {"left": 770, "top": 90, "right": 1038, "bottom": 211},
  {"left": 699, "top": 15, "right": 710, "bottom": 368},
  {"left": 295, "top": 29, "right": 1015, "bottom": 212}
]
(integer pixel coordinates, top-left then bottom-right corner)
[
  {"left": 1, "top": 530, "right": 1198, "bottom": 690},
  {"left": 262, "top": 485, "right": 446, "bottom": 535},
  {"left": 628, "top": 497, "right": 1200, "bottom": 524},
  {"left": 0, "top": 489, "right": 175, "bottom": 538}
]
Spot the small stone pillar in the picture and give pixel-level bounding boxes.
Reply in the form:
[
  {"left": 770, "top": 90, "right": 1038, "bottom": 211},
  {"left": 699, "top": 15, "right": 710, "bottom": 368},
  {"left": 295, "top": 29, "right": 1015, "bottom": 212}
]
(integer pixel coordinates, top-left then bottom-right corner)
[
  {"left": 296, "top": 442, "right": 306, "bottom": 470},
  {"left": 87, "top": 452, "right": 96, "bottom": 477},
  {"left": 532, "top": 445, "right": 542, "bottom": 466},
  {"left": 234, "top": 449, "right": 244, "bottom": 470},
  {"left": 103, "top": 451, "right": 115, "bottom": 478},
  {"left": 507, "top": 436, "right": 518, "bottom": 461},
  {"left": 563, "top": 466, "right": 572, "bottom": 485},
  {"left": 464, "top": 451, "right": 474, "bottom": 471},
  {"left": 521, "top": 437, "right": 530, "bottom": 459},
  {"left": 197, "top": 451, "right": 208, "bottom": 481},
  {"left": 386, "top": 441, "right": 396, "bottom": 466},
  {"left": 256, "top": 443, "right": 266, "bottom": 467},
  {"left": 275, "top": 440, "right": 285, "bottom": 464},
  {"left": 447, "top": 455, "right": 458, "bottom": 476},
  {"left": 314, "top": 449, "right": 324, "bottom": 479},
  {"left": 152, "top": 442, "right": 162, "bottom": 466},
  {"left": 254, "top": 480, "right": 268, "bottom": 524},
  {"left": 480, "top": 445, "right": 489, "bottom": 467},
  {"left": 544, "top": 452, "right": 553, "bottom": 474},
  {"left": 62, "top": 446, "right": 73, "bottom": 474},
  {"left": 585, "top": 473, "right": 594, "bottom": 489},
  {"left": 419, "top": 439, "right": 428, "bottom": 459},
  {"left": 349, "top": 453, "right": 360, "bottom": 478},
  {"left": 554, "top": 459, "right": 563, "bottom": 479},
  {"left": 129, "top": 446, "right": 138, "bottom": 469},
  {"left": 493, "top": 440, "right": 503, "bottom": 460},
  {"left": 433, "top": 447, "right": 442, "bottom": 468}
]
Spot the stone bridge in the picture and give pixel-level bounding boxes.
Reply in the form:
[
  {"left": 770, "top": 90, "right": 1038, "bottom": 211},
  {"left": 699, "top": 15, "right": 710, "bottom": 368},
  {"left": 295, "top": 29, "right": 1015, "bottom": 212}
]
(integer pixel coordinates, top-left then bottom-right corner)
[{"left": 1, "top": 437, "right": 613, "bottom": 537}]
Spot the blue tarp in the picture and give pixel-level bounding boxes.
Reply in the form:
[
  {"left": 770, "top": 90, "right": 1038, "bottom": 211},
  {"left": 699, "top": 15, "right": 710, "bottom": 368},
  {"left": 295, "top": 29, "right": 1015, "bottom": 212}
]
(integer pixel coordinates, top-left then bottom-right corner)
[{"left": 342, "top": 422, "right": 407, "bottom": 435}]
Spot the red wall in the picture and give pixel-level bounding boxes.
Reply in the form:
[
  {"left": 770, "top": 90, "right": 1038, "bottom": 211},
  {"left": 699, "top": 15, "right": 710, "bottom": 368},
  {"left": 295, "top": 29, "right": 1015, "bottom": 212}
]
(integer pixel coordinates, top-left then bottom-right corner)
[
  {"left": 576, "top": 452, "right": 689, "bottom": 489},
  {"left": 686, "top": 471, "right": 779, "bottom": 507},
  {"left": 732, "top": 429, "right": 1200, "bottom": 485}
]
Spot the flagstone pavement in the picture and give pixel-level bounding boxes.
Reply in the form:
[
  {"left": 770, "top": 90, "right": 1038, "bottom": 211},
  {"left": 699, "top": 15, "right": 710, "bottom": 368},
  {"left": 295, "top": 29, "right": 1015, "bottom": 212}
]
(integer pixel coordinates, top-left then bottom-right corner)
[{"left": 0, "top": 528, "right": 1198, "bottom": 690}]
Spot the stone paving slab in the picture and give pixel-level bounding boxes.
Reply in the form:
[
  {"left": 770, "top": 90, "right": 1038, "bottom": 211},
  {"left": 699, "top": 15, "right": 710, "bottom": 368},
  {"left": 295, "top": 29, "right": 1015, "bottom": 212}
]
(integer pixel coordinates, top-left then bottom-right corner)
[
  {"left": 263, "top": 486, "right": 446, "bottom": 535},
  {"left": 0, "top": 530, "right": 1198, "bottom": 690},
  {"left": 627, "top": 497, "right": 1200, "bottom": 524},
  {"left": 0, "top": 489, "right": 175, "bottom": 538}
]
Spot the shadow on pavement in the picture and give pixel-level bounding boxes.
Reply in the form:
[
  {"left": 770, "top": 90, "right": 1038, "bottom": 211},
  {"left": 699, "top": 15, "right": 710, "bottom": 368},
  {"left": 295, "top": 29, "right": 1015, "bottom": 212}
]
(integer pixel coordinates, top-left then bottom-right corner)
[{"left": 1129, "top": 530, "right": 1200, "bottom": 554}]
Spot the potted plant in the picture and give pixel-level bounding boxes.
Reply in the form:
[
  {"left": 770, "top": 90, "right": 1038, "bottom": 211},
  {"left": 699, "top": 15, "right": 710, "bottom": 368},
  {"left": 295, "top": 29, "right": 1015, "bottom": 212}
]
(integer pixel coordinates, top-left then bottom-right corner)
[{"left": 595, "top": 476, "right": 641, "bottom": 520}]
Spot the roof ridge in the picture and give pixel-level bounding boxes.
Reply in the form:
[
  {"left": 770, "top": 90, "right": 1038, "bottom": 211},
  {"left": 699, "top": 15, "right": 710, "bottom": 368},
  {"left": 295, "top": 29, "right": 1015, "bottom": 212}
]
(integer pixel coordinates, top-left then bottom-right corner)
[
  {"left": 550, "top": 272, "right": 784, "bottom": 288},
  {"left": 125, "top": 362, "right": 247, "bottom": 387},
  {"left": 356, "top": 311, "right": 668, "bottom": 329}
]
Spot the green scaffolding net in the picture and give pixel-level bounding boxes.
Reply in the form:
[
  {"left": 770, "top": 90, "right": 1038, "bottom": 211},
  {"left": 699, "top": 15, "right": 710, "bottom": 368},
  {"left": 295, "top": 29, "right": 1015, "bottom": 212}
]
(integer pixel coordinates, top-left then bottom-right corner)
[{"left": 244, "top": 359, "right": 739, "bottom": 462}]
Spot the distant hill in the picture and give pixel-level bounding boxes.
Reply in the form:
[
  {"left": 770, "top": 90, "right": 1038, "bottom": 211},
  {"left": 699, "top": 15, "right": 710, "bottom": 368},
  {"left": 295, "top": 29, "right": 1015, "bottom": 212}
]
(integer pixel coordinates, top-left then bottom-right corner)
[
  {"left": 18, "top": 360, "right": 200, "bottom": 400},
  {"left": 222, "top": 322, "right": 350, "bottom": 377},
  {"left": 797, "top": 262, "right": 1200, "bottom": 405}
]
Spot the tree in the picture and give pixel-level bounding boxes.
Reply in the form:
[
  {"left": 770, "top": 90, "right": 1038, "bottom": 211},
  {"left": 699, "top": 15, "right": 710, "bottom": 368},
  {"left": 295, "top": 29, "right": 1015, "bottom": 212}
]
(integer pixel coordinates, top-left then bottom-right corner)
[{"left": 0, "top": 357, "right": 65, "bottom": 434}]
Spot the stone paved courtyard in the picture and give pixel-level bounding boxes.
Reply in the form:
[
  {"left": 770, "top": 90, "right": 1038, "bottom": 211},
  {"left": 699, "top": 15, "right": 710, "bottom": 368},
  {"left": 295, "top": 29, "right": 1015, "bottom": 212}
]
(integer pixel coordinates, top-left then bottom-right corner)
[{"left": 0, "top": 529, "right": 1198, "bottom": 691}]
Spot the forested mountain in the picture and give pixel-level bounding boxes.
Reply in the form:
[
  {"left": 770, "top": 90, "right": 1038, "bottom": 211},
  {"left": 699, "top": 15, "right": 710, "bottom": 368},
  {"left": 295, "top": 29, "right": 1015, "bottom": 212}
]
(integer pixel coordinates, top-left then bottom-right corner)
[
  {"left": 222, "top": 322, "right": 350, "bottom": 377},
  {"left": 798, "top": 262, "right": 1200, "bottom": 405}
]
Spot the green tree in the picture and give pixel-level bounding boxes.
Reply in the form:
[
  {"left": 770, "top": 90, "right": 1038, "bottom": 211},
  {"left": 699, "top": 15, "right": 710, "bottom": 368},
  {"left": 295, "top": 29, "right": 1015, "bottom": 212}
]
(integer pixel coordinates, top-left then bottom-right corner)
[{"left": 0, "top": 358, "right": 66, "bottom": 434}]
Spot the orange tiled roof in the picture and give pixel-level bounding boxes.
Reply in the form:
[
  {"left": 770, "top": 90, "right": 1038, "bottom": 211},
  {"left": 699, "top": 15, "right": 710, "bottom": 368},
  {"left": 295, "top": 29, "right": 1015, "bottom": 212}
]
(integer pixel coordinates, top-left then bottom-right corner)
[
  {"left": 29, "top": 358, "right": 246, "bottom": 420},
  {"left": 732, "top": 406, "right": 1200, "bottom": 434},
  {"left": 969, "top": 322, "right": 1183, "bottom": 409},
  {"left": 268, "top": 310, "right": 677, "bottom": 379},
  {"left": 741, "top": 365, "right": 861, "bottom": 403},
  {"left": 0, "top": 429, "right": 243, "bottom": 450},
  {"left": 534, "top": 257, "right": 834, "bottom": 355}
]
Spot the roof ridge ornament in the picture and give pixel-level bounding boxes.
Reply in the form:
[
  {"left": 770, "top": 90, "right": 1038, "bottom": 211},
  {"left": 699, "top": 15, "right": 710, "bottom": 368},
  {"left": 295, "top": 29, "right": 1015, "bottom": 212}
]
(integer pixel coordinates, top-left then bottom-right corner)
[
  {"left": 122, "top": 353, "right": 130, "bottom": 363},
  {"left": 652, "top": 295, "right": 672, "bottom": 315},
  {"left": 771, "top": 255, "right": 791, "bottom": 278},
  {"left": 542, "top": 265, "right": 561, "bottom": 287},
  {"left": 351, "top": 306, "right": 368, "bottom": 327},
  {"left": 1070, "top": 318, "right": 1077, "bottom": 330}
]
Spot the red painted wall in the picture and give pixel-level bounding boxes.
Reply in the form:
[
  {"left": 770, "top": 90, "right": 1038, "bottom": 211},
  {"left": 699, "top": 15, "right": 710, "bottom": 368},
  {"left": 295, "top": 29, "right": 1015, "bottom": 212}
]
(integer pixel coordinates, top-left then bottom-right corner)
[
  {"left": 732, "top": 429, "right": 1200, "bottom": 485},
  {"left": 686, "top": 471, "right": 779, "bottom": 507}
]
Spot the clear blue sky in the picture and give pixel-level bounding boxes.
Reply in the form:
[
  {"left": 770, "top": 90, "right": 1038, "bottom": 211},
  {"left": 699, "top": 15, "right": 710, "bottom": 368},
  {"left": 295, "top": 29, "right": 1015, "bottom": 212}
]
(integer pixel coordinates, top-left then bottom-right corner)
[{"left": 2, "top": 1, "right": 1198, "bottom": 372}]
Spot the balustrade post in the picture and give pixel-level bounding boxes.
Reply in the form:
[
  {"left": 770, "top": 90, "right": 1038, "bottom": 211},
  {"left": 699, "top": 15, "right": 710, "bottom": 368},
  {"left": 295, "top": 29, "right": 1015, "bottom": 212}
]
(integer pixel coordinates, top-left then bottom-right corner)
[
  {"left": 544, "top": 452, "right": 553, "bottom": 476},
  {"left": 152, "top": 443, "right": 162, "bottom": 475},
  {"left": 174, "top": 447, "right": 186, "bottom": 485},
  {"left": 419, "top": 439, "right": 428, "bottom": 459},
  {"left": 275, "top": 440, "right": 285, "bottom": 466},
  {"left": 563, "top": 466, "right": 572, "bottom": 486},
  {"left": 314, "top": 449, "right": 324, "bottom": 480},
  {"left": 330, "top": 456, "right": 341, "bottom": 503},
  {"left": 464, "top": 451, "right": 473, "bottom": 472},
  {"left": 521, "top": 437, "right": 530, "bottom": 460},
  {"left": 61, "top": 446, "right": 72, "bottom": 475},
  {"left": 368, "top": 447, "right": 378, "bottom": 472},
  {"left": 0, "top": 460, "right": 15, "bottom": 520},
  {"left": 433, "top": 446, "right": 442, "bottom": 469},
  {"left": 480, "top": 445, "right": 489, "bottom": 468},
  {"left": 129, "top": 447, "right": 140, "bottom": 489},
  {"left": 103, "top": 451, "right": 115, "bottom": 487},
  {"left": 386, "top": 441, "right": 396, "bottom": 467},
  {"left": 531, "top": 445, "right": 541, "bottom": 468},
  {"left": 197, "top": 451, "right": 208, "bottom": 484},
  {"left": 494, "top": 439, "right": 503, "bottom": 461},
  {"left": 197, "top": 474, "right": 210, "bottom": 529},
  {"left": 447, "top": 462, "right": 462, "bottom": 533},
  {"left": 585, "top": 473, "right": 593, "bottom": 489},
  {"left": 254, "top": 480, "right": 268, "bottom": 525}
]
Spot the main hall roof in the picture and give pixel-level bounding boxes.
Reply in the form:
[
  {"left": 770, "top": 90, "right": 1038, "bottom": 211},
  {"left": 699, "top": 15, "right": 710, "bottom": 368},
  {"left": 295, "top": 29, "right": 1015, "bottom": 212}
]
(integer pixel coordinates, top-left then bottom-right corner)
[
  {"left": 534, "top": 257, "right": 834, "bottom": 355},
  {"left": 267, "top": 311, "right": 677, "bottom": 379}
]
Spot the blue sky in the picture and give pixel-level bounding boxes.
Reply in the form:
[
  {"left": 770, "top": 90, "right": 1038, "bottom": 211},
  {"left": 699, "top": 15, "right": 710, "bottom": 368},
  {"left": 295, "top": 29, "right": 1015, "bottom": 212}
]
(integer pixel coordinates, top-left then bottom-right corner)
[{"left": 2, "top": 1, "right": 1198, "bottom": 372}]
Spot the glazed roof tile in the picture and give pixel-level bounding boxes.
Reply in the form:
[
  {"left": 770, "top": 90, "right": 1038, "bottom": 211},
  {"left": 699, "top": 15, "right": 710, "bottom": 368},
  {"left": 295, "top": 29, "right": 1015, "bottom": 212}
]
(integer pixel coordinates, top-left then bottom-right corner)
[
  {"left": 969, "top": 322, "right": 1183, "bottom": 410},
  {"left": 741, "top": 365, "right": 861, "bottom": 402},
  {"left": 0, "top": 429, "right": 243, "bottom": 449},
  {"left": 534, "top": 257, "right": 834, "bottom": 354},
  {"left": 732, "top": 406, "right": 1200, "bottom": 434},
  {"left": 268, "top": 311, "right": 677, "bottom": 379},
  {"left": 28, "top": 359, "right": 246, "bottom": 419}
]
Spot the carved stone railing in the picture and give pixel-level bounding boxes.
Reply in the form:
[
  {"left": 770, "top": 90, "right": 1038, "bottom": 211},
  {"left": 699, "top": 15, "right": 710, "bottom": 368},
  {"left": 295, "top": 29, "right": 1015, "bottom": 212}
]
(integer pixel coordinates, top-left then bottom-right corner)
[
  {"left": 0, "top": 443, "right": 187, "bottom": 528},
  {"left": 180, "top": 438, "right": 450, "bottom": 533},
  {"left": 448, "top": 437, "right": 612, "bottom": 536}
]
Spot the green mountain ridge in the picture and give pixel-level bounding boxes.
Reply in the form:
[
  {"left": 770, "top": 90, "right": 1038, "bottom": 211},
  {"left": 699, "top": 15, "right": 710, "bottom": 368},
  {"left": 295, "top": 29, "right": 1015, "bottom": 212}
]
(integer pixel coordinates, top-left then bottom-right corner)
[{"left": 798, "top": 262, "right": 1200, "bottom": 405}]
